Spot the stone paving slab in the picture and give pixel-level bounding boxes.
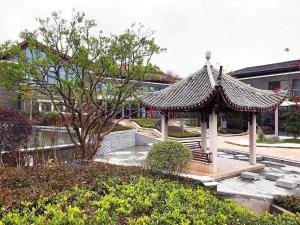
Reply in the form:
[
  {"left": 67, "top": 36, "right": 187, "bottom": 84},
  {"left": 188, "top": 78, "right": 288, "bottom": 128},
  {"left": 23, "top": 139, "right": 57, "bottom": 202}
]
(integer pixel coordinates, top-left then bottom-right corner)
[
  {"left": 241, "top": 172, "right": 260, "bottom": 180},
  {"left": 265, "top": 173, "right": 284, "bottom": 181},
  {"left": 276, "top": 179, "right": 298, "bottom": 189}
]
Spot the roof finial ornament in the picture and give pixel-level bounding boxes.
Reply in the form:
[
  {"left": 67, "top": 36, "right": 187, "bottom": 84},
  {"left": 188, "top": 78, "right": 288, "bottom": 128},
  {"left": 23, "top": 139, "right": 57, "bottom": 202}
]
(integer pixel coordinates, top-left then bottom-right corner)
[
  {"left": 205, "top": 51, "right": 211, "bottom": 63},
  {"left": 217, "top": 65, "right": 223, "bottom": 85}
]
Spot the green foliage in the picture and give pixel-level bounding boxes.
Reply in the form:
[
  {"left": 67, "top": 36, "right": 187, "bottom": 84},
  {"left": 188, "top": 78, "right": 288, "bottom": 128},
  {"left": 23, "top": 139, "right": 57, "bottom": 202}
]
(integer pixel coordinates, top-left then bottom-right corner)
[
  {"left": 274, "top": 195, "right": 300, "bottom": 214},
  {"left": 0, "top": 11, "right": 165, "bottom": 160},
  {"left": 42, "top": 111, "right": 60, "bottom": 126},
  {"left": 0, "top": 176, "right": 299, "bottom": 224},
  {"left": 113, "top": 124, "right": 133, "bottom": 132},
  {"left": 257, "top": 128, "right": 266, "bottom": 142},
  {"left": 145, "top": 141, "right": 192, "bottom": 174},
  {"left": 284, "top": 107, "right": 300, "bottom": 138},
  {"left": 130, "top": 118, "right": 159, "bottom": 128},
  {"left": 168, "top": 130, "right": 200, "bottom": 138}
]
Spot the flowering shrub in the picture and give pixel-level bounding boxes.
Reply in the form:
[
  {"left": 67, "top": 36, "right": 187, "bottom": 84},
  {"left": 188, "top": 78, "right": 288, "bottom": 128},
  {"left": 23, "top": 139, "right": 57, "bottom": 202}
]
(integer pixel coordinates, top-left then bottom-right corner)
[
  {"left": 0, "top": 107, "right": 32, "bottom": 166},
  {"left": 145, "top": 141, "right": 192, "bottom": 174},
  {"left": 0, "top": 176, "right": 299, "bottom": 224}
]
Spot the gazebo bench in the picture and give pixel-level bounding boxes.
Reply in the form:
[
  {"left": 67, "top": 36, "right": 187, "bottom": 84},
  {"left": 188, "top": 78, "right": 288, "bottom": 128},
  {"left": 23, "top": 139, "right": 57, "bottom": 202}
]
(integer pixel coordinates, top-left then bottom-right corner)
[
  {"left": 180, "top": 140, "right": 201, "bottom": 150},
  {"left": 180, "top": 140, "right": 212, "bottom": 163},
  {"left": 191, "top": 150, "right": 212, "bottom": 163}
]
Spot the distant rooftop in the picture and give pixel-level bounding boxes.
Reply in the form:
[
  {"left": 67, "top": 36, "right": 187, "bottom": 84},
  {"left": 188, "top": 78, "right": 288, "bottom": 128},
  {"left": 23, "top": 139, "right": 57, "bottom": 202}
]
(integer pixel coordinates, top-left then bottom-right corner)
[{"left": 233, "top": 59, "right": 300, "bottom": 78}]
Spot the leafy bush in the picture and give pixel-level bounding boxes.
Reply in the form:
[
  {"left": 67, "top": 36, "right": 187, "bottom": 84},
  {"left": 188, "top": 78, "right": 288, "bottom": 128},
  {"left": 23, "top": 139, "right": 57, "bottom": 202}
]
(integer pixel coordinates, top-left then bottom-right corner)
[
  {"left": 145, "top": 141, "right": 192, "bottom": 174},
  {"left": 274, "top": 195, "right": 300, "bottom": 214},
  {"left": 0, "top": 107, "right": 32, "bottom": 166},
  {"left": 0, "top": 176, "right": 299, "bottom": 224},
  {"left": 257, "top": 127, "right": 266, "bottom": 142},
  {"left": 130, "top": 118, "right": 159, "bottom": 128},
  {"left": 42, "top": 111, "right": 60, "bottom": 126},
  {"left": 284, "top": 107, "right": 300, "bottom": 138},
  {"left": 113, "top": 124, "right": 134, "bottom": 131},
  {"left": 168, "top": 130, "right": 200, "bottom": 138}
]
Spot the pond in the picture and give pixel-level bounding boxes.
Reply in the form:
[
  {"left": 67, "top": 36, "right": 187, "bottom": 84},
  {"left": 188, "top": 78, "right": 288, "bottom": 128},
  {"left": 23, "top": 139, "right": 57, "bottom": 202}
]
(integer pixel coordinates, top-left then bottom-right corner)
[
  {"left": 29, "top": 127, "right": 77, "bottom": 148},
  {"left": 2, "top": 127, "right": 80, "bottom": 166}
]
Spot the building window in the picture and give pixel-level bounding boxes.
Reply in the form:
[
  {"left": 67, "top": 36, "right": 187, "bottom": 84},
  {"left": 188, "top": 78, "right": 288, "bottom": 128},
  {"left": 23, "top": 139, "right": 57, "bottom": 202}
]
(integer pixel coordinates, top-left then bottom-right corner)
[
  {"left": 268, "top": 80, "right": 289, "bottom": 93},
  {"left": 293, "top": 79, "right": 300, "bottom": 96},
  {"left": 148, "top": 86, "right": 161, "bottom": 92},
  {"left": 268, "top": 81, "right": 280, "bottom": 91}
]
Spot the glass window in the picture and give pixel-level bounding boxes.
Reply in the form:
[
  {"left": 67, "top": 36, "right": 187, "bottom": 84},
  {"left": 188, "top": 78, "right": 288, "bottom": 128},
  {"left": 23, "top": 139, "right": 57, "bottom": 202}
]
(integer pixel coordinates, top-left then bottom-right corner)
[
  {"left": 148, "top": 86, "right": 161, "bottom": 92},
  {"left": 268, "top": 80, "right": 289, "bottom": 92},
  {"left": 293, "top": 79, "right": 300, "bottom": 96},
  {"left": 268, "top": 81, "right": 280, "bottom": 91}
]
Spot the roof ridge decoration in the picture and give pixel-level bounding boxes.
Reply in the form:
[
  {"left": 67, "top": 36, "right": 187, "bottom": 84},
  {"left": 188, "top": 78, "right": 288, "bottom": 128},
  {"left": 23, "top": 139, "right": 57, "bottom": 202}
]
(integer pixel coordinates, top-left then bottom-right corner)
[
  {"left": 205, "top": 51, "right": 216, "bottom": 88},
  {"left": 142, "top": 58, "right": 286, "bottom": 112}
]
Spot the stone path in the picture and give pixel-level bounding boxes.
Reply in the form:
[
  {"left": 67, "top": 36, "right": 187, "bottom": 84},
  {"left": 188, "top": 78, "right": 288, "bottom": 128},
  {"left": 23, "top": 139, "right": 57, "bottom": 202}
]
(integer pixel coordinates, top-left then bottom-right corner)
[
  {"left": 217, "top": 151, "right": 300, "bottom": 197},
  {"left": 218, "top": 135, "right": 300, "bottom": 162}
]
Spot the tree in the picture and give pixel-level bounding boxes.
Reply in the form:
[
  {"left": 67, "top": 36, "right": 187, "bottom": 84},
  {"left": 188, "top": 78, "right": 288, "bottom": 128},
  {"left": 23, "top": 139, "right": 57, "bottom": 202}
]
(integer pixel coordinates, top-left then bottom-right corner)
[
  {"left": 0, "top": 11, "right": 165, "bottom": 161},
  {"left": 0, "top": 107, "right": 32, "bottom": 166},
  {"left": 284, "top": 105, "right": 300, "bottom": 138}
]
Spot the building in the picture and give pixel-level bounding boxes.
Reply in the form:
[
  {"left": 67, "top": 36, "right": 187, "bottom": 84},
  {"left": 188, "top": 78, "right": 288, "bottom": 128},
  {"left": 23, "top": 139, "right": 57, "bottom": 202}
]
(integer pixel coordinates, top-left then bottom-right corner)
[
  {"left": 0, "top": 42, "right": 176, "bottom": 118},
  {"left": 233, "top": 59, "right": 300, "bottom": 135}
]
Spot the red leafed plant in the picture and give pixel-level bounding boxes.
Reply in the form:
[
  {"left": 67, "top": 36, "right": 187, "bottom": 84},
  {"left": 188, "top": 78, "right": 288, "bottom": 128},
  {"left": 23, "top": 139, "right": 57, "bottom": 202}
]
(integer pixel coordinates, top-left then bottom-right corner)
[{"left": 0, "top": 107, "right": 32, "bottom": 166}]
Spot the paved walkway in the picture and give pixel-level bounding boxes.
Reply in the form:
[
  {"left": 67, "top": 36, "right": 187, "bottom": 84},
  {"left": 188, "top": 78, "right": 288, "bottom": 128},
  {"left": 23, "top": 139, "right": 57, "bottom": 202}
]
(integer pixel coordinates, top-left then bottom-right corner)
[{"left": 217, "top": 135, "right": 300, "bottom": 162}]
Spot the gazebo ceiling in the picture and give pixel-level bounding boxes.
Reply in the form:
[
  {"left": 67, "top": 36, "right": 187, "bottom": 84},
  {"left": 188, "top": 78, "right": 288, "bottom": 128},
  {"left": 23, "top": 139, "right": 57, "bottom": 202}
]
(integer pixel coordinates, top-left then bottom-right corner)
[{"left": 142, "top": 63, "right": 286, "bottom": 112}]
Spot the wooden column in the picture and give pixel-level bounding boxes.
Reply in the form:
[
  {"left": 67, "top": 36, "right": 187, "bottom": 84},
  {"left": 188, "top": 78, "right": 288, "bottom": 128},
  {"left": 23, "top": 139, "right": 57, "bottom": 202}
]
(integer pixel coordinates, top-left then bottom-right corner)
[
  {"left": 249, "top": 112, "right": 257, "bottom": 165},
  {"left": 275, "top": 106, "right": 279, "bottom": 137},
  {"left": 209, "top": 108, "right": 218, "bottom": 172},
  {"left": 201, "top": 116, "right": 207, "bottom": 151},
  {"left": 161, "top": 112, "right": 168, "bottom": 141}
]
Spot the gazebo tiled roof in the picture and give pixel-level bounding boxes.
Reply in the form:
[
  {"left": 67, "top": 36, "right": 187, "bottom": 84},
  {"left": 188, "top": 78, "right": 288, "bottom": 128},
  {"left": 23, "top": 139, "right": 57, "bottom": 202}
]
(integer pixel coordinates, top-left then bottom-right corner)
[{"left": 143, "top": 63, "right": 286, "bottom": 112}]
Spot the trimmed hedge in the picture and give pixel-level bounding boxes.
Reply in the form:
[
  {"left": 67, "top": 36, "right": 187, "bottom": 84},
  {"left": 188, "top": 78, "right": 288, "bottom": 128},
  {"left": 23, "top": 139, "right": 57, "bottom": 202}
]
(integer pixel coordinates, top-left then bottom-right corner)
[
  {"left": 145, "top": 141, "right": 192, "bottom": 174},
  {"left": 0, "top": 176, "right": 299, "bottom": 224},
  {"left": 130, "top": 118, "right": 159, "bottom": 128}
]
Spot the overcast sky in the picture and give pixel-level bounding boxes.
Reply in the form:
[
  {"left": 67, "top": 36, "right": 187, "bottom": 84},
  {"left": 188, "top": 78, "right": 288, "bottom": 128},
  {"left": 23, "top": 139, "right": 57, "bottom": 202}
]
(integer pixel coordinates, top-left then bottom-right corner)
[{"left": 1, "top": 0, "right": 300, "bottom": 77}]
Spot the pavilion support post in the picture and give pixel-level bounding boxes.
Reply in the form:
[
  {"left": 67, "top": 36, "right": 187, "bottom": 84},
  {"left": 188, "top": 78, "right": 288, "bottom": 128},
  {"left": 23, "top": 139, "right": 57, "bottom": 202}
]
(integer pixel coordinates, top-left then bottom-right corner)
[
  {"left": 200, "top": 117, "right": 207, "bottom": 151},
  {"left": 161, "top": 112, "right": 168, "bottom": 141},
  {"left": 209, "top": 108, "right": 218, "bottom": 173},
  {"left": 249, "top": 112, "right": 257, "bottom": 165},
  {"left": 275, "top": 106, "right": 279, "bottom": 137}
]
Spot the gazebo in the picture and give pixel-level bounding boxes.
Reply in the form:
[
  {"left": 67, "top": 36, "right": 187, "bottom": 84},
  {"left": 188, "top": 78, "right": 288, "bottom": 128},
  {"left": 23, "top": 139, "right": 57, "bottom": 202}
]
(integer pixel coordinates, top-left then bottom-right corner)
[{"left": 143, "top": 53, "right": 286, "bottom": 173}]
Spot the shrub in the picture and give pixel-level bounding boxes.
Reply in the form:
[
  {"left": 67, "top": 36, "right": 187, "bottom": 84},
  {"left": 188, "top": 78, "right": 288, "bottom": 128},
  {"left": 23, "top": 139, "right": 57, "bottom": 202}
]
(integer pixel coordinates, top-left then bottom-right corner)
[
  {"left": 42, "top": 111, "right": 60, "bottom": 126},
  {"left": 0, "top": 107, "right": 32, "bottom": 166},
  {"left": 0, "top": 175, "right": 299, "bottom": 224},
  {"left": 284, "top": 107, "right": 300, "bottom": 138},
  {"left": 273, "top": 195, "right": 300, "bottom": 214},
  {"left": 257, "top": 128, "right": 266, "bottom": 142},
  {"left": 168, "top": 130, "right": 200, "bottom": 138},
  {"left": 130, "top": 118, "right": 159, "bottom": 128},
  {"left": 145, "top": 141, "right": 192, "bottom": 174}
]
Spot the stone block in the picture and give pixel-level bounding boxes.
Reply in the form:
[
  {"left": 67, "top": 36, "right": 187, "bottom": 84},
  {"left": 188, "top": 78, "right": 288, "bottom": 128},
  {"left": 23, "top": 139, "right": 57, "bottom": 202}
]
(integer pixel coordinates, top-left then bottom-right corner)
[
  {"left": 203, "top": 181, "right": 219, "bottom": 187},
  {"left": 256, "top": 155, "right": 263, "bottom": 161},
  {"left": 262, "top": 161, "right": 285, "bottom": 168},
  {"left": 265, "top": 173, "right": 284, "bottom": 181},
  {"left": 238, "top": 156, "right": 249, "bottom": 161},
  {"left": 241, "top": 172, "right": 260, "bottom": 180},
  {"left": 276, "top": 179, "right": 298, "bottom": 189},
  {"left": 234, "top": 154, "right": 246, "bottom": 159}
]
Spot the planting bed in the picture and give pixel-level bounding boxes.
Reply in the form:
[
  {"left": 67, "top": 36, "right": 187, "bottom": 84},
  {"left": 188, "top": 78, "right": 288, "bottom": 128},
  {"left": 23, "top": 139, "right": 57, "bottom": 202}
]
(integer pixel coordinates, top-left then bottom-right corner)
[{"left": 0, "top": 163, "right": 299, "bottom": 224}]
